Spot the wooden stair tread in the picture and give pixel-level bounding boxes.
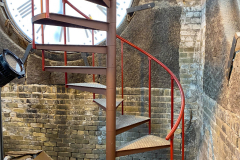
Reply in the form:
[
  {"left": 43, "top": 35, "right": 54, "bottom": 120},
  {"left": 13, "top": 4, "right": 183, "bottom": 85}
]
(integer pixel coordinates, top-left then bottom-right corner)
[
  {"left": 35, "top": 44, "right": 107, "bottom": 54},
  {"left": 45, "top": 66, "right": 106, "bottom": 75},
  {"left": 93, "top": 99, "right": 123, "bottom": 111},
  {"left": 116, "top": 135, "right": 170, "bottom": 157},
  {"left": 67, "top": 83, "right": 106, "bottom": 95},
  {"left": 32, "top": 13, "right": 108, "bottom": 31},
  {"left": 116, "top": 115, "right": 150, "bottom": 135},
  {"left": 86, "top": 0, "right": 110, "bottom": 7}
]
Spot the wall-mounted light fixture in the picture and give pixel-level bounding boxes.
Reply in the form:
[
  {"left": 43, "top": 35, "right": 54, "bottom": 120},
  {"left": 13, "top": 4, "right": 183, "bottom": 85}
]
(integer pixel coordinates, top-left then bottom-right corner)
[{"left": 0, "top": 49, "right": 25, "bottom": 160}]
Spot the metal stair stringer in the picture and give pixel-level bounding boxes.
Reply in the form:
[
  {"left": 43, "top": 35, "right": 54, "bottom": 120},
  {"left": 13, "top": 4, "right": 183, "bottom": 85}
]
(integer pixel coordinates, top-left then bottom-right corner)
[{"left": 31, "top": 0, "right": 185, "bottom": 159}]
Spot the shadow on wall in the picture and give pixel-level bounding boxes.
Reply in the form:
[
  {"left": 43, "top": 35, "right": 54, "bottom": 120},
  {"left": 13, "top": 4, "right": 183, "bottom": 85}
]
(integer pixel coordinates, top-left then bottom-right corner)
[{"left": 203, "top": 0, "right": 240, "bottom": 107}]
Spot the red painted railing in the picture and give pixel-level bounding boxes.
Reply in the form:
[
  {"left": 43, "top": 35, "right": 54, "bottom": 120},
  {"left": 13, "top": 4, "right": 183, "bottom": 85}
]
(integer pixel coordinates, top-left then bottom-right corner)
[
  {"left": 116, "top": 35, "right": 185, "bottom": 160},
  {"left": 31, "top": 1, "right": 185, "bottom": 159}
]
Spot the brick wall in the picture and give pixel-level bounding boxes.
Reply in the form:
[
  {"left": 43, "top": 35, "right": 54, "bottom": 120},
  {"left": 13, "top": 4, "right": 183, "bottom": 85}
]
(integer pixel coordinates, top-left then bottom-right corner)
[
  {"left": 179, "top": 0, "right": 240, "bottom": 159},
  {"left": 2, "top": 84, "right": 182, "bottom": 160},
  {"left": 178, "top": 1, "right": 203, "bottom": 159}
]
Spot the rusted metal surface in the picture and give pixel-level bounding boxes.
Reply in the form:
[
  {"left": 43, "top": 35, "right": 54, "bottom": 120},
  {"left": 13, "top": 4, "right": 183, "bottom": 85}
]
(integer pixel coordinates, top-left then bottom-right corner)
[
  {"left": 93, "top": 99, "right": 123, "bottom": 111},
  {"left": 85, "top": 0, "right": 110, "bottom": 7},
  {"left": 116, "top": 135, "right": 170, "bottom": 157},
  {"left": 67, "top": 83, "right": 106, "bottom": 95},
  {"left": 35, "top": 44, "right": 107, "bottom": 53},
  {"left": 106, "top": 0, "right": 116, "bottom": 159},
  {"left": 44, "top": 66, "right": 107, "bottom": 75},
  {"left": 116, "top": 115, "right": 150, "bottom": 135},
  {"left": 32, "top": 13, "right": 109, "bottom": 31}
]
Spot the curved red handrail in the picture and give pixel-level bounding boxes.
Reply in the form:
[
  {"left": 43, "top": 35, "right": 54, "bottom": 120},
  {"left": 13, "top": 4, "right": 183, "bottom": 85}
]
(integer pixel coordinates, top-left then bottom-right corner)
[{"left": 116, "top": 35, "right": 185, "bottom": 140}]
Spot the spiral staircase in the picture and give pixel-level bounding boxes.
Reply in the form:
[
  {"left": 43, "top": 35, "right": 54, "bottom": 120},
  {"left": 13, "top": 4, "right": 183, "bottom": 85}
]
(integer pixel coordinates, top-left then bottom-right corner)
[{"left": 31, "top": 0, "right": 185, "bottom": 159}]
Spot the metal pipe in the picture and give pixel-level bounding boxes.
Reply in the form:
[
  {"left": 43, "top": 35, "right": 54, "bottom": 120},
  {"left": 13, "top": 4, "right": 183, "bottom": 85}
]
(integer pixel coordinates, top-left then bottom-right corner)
[
  {"left": 182, "top": 113, "right": 184, "bottom": 160},
  {"left": 65, "top": 0, "right": 90, "bottom": 19},
  {"left": 106, "top": 0, "right": 116, "bottom": 159},
  {"left": 116, "top": 35, "right": 185, "bottom": 140},
  {"left": 170, "top": 77, "right": 174, "bottom": 160},
  {"left": 31, "top": 0, "right": 35, "bottom": 49},
  {"left": 41, "top": 0, "right": 45, "bottom": 71},
  {"left": 0, "top": 88, "right": 3, "bottom": 160},
  {"left": 92, "top": 29, "right": 95, "bottom": 100},
  {"left": 121, "top": 41, "right": 124, "bottom": 115},
  {"left": 46, "top": 0, "right": 49, "bottom": 18},
  {"left": 148, "top": 58, "right": 151, "bottom": 134},
  {"left": 63, "top": 0, "right": 68, "bottom": 87}
]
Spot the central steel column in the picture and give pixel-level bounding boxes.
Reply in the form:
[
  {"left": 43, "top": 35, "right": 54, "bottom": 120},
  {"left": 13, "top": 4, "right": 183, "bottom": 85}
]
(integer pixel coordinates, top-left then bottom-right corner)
[
  {"left": 106, "top": 0, "right": 116, "bottom": 159},
  {"left": 0, "top": 88, "right": 3, "bottom": 160}
]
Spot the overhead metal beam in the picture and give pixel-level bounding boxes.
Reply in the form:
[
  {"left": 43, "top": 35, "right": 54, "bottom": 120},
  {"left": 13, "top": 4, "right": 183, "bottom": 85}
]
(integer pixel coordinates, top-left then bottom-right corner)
[
  {"left": 22, "top": 43, "right": 32, "bottom": 64},
  {"left": 127, "top": 3, "right": 155, "bottom": 15}
]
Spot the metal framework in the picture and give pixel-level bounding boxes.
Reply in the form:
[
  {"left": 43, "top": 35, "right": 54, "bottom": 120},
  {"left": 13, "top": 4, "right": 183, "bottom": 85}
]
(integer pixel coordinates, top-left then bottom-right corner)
[{"left": 31, "top": 0, "right": 185, "bottom": 159}]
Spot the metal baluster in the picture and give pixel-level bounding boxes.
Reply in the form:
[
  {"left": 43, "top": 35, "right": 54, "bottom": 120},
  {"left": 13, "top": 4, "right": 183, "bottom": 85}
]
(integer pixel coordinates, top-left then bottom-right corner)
[
  {"left": 148, "top": 58, "right": 151, "bottom": 134},
  {"left": 31, "top": 0, "right": 35, "bottom": 49},
  {"left": 41, "top": 0, "right": 45, "bottom": 71},
  {"left": 63, "top": 0, "right": 68, "bottom": 87},
  {"left": 92, "top": 22, "right": 95, "bottom": 100},
  {"left": 121, "top": 41, "right": 124, "bottom": 115},
  {"left": 46, "top": 0, "right": 49, "bottom": 18},
  {"left": 170, "top": 76, "right": 174, "bottom": 160},
  {"left": 182, "top": 113, "right": 184, "bottom": 160}
]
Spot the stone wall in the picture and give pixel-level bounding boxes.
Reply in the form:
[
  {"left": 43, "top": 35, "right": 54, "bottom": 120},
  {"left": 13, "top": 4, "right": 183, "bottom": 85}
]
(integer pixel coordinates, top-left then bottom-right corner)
[
  {"left": 178, "top": 1, "right": 203, "bottom": 159},
  {"left": 2, "top": 84, "right": 182, "bottom": 160},
  {"left": 4, "top": 0, "right": 240, "bottom": 160},
  {"left": 194, "top": 0, "right": 240, "bottom": 159}
]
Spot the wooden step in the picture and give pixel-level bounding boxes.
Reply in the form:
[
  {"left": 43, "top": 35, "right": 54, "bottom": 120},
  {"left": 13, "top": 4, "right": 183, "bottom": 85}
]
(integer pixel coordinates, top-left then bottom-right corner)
[
  {"left": 32, "top": 13, "right": 108, "bottom": 31},
  {"left": 116, "top": 135, "right": 170, "bottom": 157},
  {"left": 86, "top": 0, "right": 110, "bottom": 7},
  {"left": 45, "top": 66, "right": 106, "bottom": 75},
  {"left": 93, "top": 99, "right": 123, "bottom": 111},
  {"left": 67, "top": 83, "right": 106, "bottom": 95},
  {"left": 116, "top": 115, "right": 150, "bottom": 135},
  {"left": 35, "top": 44, "right": 107, "bottom": 54}
]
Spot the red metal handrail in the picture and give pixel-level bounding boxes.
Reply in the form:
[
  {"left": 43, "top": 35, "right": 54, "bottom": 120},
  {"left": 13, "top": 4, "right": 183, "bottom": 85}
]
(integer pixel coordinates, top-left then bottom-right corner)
[
  {"left": 31, "top": 2, "right": 185, "bottom": 158},
  {"left": 116, "top": 35, "right": 185, "bottom": 159}
]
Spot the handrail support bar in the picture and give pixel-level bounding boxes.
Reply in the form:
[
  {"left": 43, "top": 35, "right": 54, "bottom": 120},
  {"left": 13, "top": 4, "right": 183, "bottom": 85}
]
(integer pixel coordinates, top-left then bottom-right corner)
[{"left": 148, "top": 58, "right": 151, "bottom": 134}]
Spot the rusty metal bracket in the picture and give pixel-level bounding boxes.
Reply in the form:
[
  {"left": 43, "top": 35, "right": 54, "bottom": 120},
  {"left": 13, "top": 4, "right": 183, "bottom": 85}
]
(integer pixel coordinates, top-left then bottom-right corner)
[
  {"left": 22, "top": 43, "right": 33, "bottom": 64},
  {"left": 127, "top": 3, "right": 155, "bottom": 16}
]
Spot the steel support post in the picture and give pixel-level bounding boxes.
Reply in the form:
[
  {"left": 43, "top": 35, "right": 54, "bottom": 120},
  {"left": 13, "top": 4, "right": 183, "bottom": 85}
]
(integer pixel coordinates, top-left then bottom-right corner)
[
  {"left": 106, "top": 0, "right": 116, "bottom": 159},
  {"left": 0, "top": 88, "right": 3, "bottom": 160}
]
